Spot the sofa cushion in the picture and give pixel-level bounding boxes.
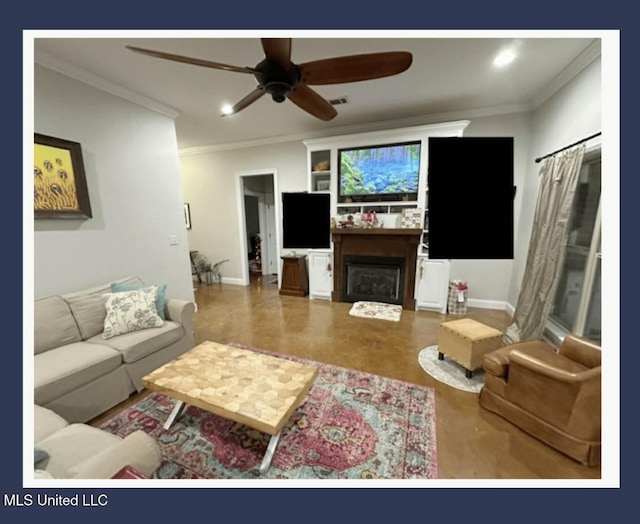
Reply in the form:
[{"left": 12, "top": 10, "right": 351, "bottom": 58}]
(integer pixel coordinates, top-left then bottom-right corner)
[
  {"left": 34, "top": 342, "right": 123, "bottom": 405},
  {"left": 88, "top": 320, "right": 184, "bottom": 363},
  {"left": 63, "top": 277, "right": 145, "bottom": 340},
  {"left": 68, "top": 430, "right": 162, "bottom": 479},
  {"left": 65, "top": 292, "right": 108, "bottom": 340},
  {"left": 34, "top": 404, "right": 69, "bottom": 443},
  {"left": 101, "top": 286, "right": 164, "bottom": 339},
  {"left": 111, "top": 282, "right": 167, "bottom": 320},
  {"left": 36, "top": 423, "right": 123, "bottom": 479},
  {"left": 34, "top": 296, "right": 82, "bottom": 354}
]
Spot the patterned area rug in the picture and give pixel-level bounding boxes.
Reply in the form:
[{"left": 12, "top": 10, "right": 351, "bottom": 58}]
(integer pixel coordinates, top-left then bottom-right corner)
[
  {"left": 100, "top": 344, "right": 437, "bottom": 479},
  {"left": 418, "top": 345, "right": 484, "bottom": 393},
  {"left": 349, "top": 301, "right": 402, "bottom": 322}
]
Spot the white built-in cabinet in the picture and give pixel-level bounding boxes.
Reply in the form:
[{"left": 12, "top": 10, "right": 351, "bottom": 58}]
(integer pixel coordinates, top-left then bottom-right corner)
[
  {"left": 308, "top": 249, "right": 333, "bottom": 300},
  {"left": 415, "top": 257, "right": 450, "bottom": 313},
  {"left": 303, "top": 120, "right": 469, "bottom": 309}
]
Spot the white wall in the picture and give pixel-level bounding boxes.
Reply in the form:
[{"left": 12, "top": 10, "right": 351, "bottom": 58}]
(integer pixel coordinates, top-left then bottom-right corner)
[
  {"left": 506, "top": 56, "right": 602, "bottom": 308},
  {"left": 178, "top": 58, "right": 601, "bottom": 310},
  {"left": 180, "top": 114, "right": 532, "bottom": 306},
  {"left": 179, "top": 141, "right": 307, "bottom": 283},
  {"left": 450, "top": 112, "right": 532, "bottom": 306},
  {"left": 33, "top": 65, "right": 195, "bottom": 303}
]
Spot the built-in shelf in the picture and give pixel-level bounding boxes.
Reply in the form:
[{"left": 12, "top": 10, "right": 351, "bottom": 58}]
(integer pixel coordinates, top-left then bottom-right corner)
[
  {"left": 302, "top": 122, "right": 469, "bottom": 308},
  {"left": 304, "top": 122, "right": 469, "bottom": 222},
  {"left": 309, "top": 150, "right": 332, "bottom": 192}
]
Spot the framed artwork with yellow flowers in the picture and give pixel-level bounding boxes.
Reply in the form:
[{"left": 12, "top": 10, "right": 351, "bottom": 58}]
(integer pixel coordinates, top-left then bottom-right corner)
[{"left": 34, "top": 133, "right": 92, "bottom": 219}]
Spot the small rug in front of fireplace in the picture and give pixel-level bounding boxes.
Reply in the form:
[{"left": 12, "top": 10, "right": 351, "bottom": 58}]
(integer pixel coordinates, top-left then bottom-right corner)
[{"left": 349, "top": 301, "right": 402, "bottom": 322}]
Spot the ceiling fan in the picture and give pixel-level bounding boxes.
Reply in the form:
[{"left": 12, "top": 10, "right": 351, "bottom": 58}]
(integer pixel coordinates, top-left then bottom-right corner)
[{"left": 126, "top": 38, "right": 413, "bottom": 121}]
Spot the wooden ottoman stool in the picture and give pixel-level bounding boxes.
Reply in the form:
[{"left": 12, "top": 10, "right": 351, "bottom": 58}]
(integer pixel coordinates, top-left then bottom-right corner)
[{"left": 438, "top": 318, "right": 503, "bottom": 378}]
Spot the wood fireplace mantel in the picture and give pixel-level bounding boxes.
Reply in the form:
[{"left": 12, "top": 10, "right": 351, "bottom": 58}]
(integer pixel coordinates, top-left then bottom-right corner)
[{"left": 331, "top": 228, "right": 422, "bottom": 309}]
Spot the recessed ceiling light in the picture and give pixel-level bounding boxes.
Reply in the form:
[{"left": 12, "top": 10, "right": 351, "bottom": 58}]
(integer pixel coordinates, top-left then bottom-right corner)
[{"left": 493, "top": 49, "right": 517, "bottom": 68}]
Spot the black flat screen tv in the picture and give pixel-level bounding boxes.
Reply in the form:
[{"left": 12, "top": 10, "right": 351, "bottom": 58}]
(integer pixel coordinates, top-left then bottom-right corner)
[
  {"left": 337, "top": 141, "right": 421, "bottom": 203},
  {"left": 282, "top": 192, "right": 331, "bottom": 249}
]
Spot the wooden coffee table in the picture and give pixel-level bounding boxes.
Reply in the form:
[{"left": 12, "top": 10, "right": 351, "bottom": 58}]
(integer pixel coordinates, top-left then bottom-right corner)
[{"left": 142, "top": 341, "right": 318, "bottom": 473}]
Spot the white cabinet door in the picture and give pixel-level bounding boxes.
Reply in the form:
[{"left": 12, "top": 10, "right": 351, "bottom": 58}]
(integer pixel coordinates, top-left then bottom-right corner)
[
  {"left": 415, "top": 257, "right": 450, "bottom": 313},
  {"left": 308, "top": 249, "right": 333, "bottom": 300}
]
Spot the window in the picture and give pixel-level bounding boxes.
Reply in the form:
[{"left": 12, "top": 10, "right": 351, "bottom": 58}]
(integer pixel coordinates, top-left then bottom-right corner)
[{"left": 547, "top": 149, "right": 601, "bottom": 343}]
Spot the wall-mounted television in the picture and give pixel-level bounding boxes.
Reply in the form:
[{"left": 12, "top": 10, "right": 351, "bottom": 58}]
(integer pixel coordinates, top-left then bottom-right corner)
[
  {"left": 337, "top": 141, "right": 421, "bottom": 203},
  {"left": 282, "top": 192, "right": 331, "bottom": 249}
]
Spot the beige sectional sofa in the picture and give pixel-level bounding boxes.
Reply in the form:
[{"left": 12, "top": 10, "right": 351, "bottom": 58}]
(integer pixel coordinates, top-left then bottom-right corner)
[
  {"left": 34, "top": 276, "right": 195, "bottom": 423},
  {"left": 34, "top": 404, "right": 161, "bottom": 479}
]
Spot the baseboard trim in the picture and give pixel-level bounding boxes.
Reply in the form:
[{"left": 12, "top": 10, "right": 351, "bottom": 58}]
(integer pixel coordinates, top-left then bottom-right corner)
[
  {"left": 220, "top": 277, "right": 245, "bottom": 286},
  {"left": 504, "top": 302, "right": 515, "bottom": 316},
  {"left": 467, "top": 298, "right": 509, "bottom": 311},
  {"left": 213, "top": 281, "right": 518, "bottom": 314}
]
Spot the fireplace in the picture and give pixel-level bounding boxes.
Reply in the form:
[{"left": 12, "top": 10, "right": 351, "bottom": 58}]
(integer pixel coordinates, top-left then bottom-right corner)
[
  {"left": 343, "top": 255, "right": 405, "bottom": 305},
  {"left": 331, "top": 228, "right": 422, "bottom": 309}
]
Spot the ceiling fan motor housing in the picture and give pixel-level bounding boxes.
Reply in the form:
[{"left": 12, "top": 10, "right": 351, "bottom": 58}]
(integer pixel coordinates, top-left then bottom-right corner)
[{"left": 254, "top": 59, "right": 301, "bottom": 102}]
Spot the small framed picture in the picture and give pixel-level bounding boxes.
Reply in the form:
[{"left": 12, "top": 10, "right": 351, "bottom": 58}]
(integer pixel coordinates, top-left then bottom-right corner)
[{"left": 316, "top": 180, "right": 330, "bottom": 191}]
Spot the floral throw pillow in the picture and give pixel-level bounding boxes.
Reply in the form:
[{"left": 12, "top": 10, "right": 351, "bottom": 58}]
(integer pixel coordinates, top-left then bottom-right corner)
[
  {"left": 101, "top": 286, "right": 163, "bottom": 339},
  {"left": 110, "top": 282, "right": 167, "bottom": 320}
]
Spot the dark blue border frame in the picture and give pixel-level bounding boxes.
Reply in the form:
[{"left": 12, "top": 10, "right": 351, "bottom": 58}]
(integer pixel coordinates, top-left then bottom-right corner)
[{"left": 5, "top": 2, "right": 630, "bottom": 521}]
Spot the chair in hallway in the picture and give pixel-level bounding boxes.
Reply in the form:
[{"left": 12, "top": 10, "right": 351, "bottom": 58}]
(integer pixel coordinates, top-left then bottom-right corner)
[
  {"left": 189, "top": 251, "right": 202, "bottom": 284},
  {"left": 210, "top": 259, "right": 229, "bottom": 283}
]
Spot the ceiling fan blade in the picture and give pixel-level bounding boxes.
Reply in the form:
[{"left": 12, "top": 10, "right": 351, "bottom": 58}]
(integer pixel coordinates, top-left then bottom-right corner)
[
  {"left": 288, "top": 84, "right": 337, "bottom": 121},
  {"left": 221, "top": 87, "right": 266, "bottom": 117},
  {"left": 261, "top": 38, "right": 292, "bottom": 68},
  {"left": 299, "top": 51, "right": 413, "bottom": 85},
  {"left": 126, "top": 45, "right": 257, "bottom": 74}
]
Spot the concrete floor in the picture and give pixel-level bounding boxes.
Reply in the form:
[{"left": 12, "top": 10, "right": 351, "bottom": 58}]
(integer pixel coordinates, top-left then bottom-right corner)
[
  {"left": 93, "top": 274, "right": 602, "bottom": 480},
  {"left": 188, "top": 275, "right": 601, "bottom": 480}
]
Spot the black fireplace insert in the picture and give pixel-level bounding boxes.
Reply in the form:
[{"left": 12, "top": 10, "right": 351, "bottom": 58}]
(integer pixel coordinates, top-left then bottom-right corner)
[{"left": 342, "top": 255, "right": 406, "bottom": 305}]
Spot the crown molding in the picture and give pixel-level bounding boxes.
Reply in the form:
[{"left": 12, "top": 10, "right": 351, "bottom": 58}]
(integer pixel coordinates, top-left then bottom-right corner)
[
  {"left": 33, "top": 38, "right": 600, "bottom": 156},
  {"left": 34, "top": 49, "right": 181, "bottom": 119},
  {"left": 532, "top": 39, "right": 602, "bottom": 109},
  {"left": 179, "top": 39, "right": 604, "bottom": 156},
  {"left": 178, "top": 102, "right": 532, "bottom": 156}
]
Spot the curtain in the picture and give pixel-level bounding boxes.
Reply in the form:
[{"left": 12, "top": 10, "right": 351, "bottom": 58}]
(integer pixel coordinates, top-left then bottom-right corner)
[{"left": 504, "top": 145, "right": 585, "bottom": 344}]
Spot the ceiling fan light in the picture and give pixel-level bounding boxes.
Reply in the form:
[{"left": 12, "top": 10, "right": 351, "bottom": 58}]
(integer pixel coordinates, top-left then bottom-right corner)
[
  {"left": 493, "top": 49, "right": 517, "bottom": 68},
  {"left": 221, "top": 104, "right": 234, "bottom": 115}
]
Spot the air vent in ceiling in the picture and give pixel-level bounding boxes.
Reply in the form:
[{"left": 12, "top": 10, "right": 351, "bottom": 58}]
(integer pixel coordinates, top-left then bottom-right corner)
[{"left": 329, "top": 96, "right": 349, "bottom": 106}]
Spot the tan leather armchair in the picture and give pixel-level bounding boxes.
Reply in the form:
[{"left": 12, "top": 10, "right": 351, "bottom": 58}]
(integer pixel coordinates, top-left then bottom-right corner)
[{"left": 478, "top": 334, "right": 601, "bottom": 466}]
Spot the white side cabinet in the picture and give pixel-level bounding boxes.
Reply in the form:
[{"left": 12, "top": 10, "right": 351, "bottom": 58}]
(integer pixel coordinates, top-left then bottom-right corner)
[
  {"left": 308, "top": 249, "right": 333, "bottom": 300},
  {"left": 415, "top": 257, "right": 450, "bottom": 313}
]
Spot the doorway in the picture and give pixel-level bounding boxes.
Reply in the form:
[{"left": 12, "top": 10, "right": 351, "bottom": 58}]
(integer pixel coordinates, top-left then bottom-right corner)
[{"left": 236, "top": 170, "right": 280, "bottom": 286}]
